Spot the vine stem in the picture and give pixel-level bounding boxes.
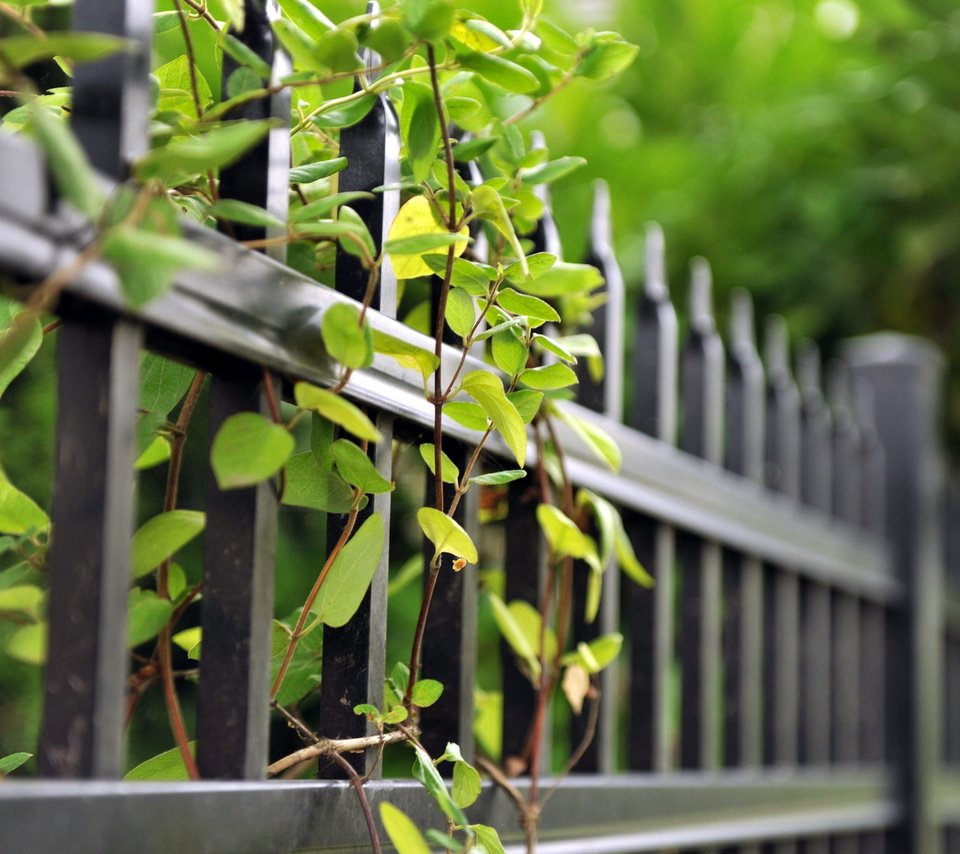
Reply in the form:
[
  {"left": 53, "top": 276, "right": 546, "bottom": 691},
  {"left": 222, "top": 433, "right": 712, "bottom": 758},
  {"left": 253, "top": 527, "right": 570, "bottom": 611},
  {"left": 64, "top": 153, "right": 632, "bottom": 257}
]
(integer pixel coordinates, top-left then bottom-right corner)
[
  {"left": 267, "top": 730, "right": 407, "bottom": 776},
  {"left": 172, "top": 0, "right": 205, "bottom": 120},
  {"left": 271, "top": 499, "right": 361, "bottom": 700},
  {"left": 155, "top": 370, "right": 207, "bottom": 780}
]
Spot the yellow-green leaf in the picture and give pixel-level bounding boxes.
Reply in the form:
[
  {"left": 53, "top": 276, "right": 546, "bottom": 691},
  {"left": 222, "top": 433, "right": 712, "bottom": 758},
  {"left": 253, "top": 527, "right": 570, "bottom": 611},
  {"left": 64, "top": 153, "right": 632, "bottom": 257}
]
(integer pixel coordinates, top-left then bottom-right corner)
[
  {"left": 0, "top": 477, "right": 49, "bottom": 536},
  {"left": 131, "top": 510, "right": 205, "bottom": 579},
  {"left": 379, "top": 803, "right": 432, "bottom": 854},
  {"left": 294, "top": 382, "right": 381, "bottom": 442},
  {"left": 417, "top": 507, "right": 478, "bottom": 564},
  {"left": 386, "top": 196, "right": 469, "bottom": 280},
  {"left": 321, "top": 303, "right": 374, "bottom": 370},
  {"left": 311, "top": 513, "right": 385, "bottom": 627},
  {"left": 460, "top": 370, "right": 527, "bottom": 467},
  {"left": 210, "top": 413, "right": 294, "bottom": 489},
  {"left": 419, "top": 443, "right": 460, "bottom": 484}
]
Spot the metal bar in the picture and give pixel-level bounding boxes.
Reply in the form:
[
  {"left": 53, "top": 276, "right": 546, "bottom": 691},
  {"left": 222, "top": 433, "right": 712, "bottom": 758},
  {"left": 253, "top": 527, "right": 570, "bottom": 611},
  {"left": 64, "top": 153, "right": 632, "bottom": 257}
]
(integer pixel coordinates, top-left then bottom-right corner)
[
  {"left": 625, "top": 224, "right": 677, "bottom": 771},
  {"left": 762, "top": 317, "right": 801, "bottom": 773},
  {"left": 419, "top": 445, "right": 478, "bottom": 759},
  {"left": 70, "top": 0, "right": 151, "bottom": 176},
  {"left": 678, "top": 259, "right": 724, "bottom": 772},
  {"left": 796, "top": 344, "right": 832, "bottom": 781},
  {"left": 317, "top": 35, "right": 398, "bottom": 776},
  {"left": 723, "top": 291, "right": 765, "bottom": 775},
  {"left": 0, "top": 769, "right": 898, "bottom": 854},
  {"left": 846, "top": 333, "right": 947, "bottom": 854},
  {"left": 195, "top": 0, "right": 287, "bottom": 783},
  {"left": 38, "top": 313, "right": 142, "bottom": 778},
  {"left": 197, "top": 367, "right": 278, "bottom": 780}
]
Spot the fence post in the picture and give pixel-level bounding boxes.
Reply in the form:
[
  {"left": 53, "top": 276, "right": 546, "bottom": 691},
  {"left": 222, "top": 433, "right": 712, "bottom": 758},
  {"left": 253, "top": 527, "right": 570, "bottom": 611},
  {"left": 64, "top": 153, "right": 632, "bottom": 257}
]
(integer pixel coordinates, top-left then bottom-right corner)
[{"left": 845, "top": 334, "right": 946, "bottom": 854}]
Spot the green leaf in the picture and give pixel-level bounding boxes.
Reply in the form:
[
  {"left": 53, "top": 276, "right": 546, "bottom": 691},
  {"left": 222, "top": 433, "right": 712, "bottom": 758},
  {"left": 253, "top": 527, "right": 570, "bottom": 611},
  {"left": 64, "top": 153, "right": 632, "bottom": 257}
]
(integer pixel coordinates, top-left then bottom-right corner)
[
  {"left": 443, "top": 401, "right": 488, "bottom": 431},
  {"left": 555, "top": 407, "right": 621, "bottom": 471},
  {"left": 520, "top": 362, "right": 579, "bottom": 390},
  {"left": 5, "top": 622, "right": 45, "bottom": 665},
  {"left": 411, "top": 743, "right": 468, "bottom": 827},
  {"left": 488, "top": 593, "right": 539, "bottom": 681},
  {"left": 211, "top": 412, "right": 294, "bottom": 490},
  {"left": 379, "top": 803, "right": 432, "bottom": 854},
  {"left": 385, "top": 231, "right": 470, "bottom": 256},
  {"left": 504, "top": 252, "right": 557, "bottom": 282},
  {"left": 469, "top": 469, "right": 526, "bottom": 486},
  {"left": 289, "top": 192, "right": 375, "bottom": 224},
  {"left": 0, "top": 752, "right": 32, "bottom": 775},
  {"left": 321, "top": 303, "right": 374, "bottom": 370},
  {"left": 127, "top": 590, "right": 174, "bottom": 648},
  {"left": 536, "top": 504, "right": 595, "bottom": 560},
  {"left": 403, "top": 0, "right": 456, "bottom": 41},
  {"left": 419, "top": 443, "right": 460, "bottom": 484},
  {"left": 520, "top": 156, "right": 587, "bottom": 186},
  {"left": 270, "top": 617, "right": 324, "bottom": 705},
  {"left": 400, "top": 81, "right": 440, "bottom": 184},
  {"left": 471, "top": 184, "right": 527, "bottom": 274},
  {"left": 207, "top": 199, "right": 283, "bottom": 229},
  {"left": 459, "top": 51, "right": 539, "bottom": 93},
  {"left": 453, "top": 136, "right": 498, "bottom": 163},
  {"left": 0, "top": 585, "right": 43, "bottom": 619},
  {"left": 410, "top": 678, "right": 444, "bottom": 708},
  {"left": 460, "top": 370, "right": 527, "bottom": 467},
  {"left": 294, "top": 382, "right": 381, "bottom": 442},
  {"left": 155, "top": 55, "right": 213, "bottom": 119},
  {"left": 0, "top": 32, "right": 128, "bottom": 69},
  {"left": 507, "top": 389, "right": 543, "bottom": 424},
  {"left": 220, "top": 32, "right": 272, "bottom": 77},
  {"left": 124, "top": 743, "right": 195, "bottom": 781},
  {"left": 558, "top": 334, "right": 604, "bottom": 381},
  {"left": 282, "top": 452, "right": 355, "bottom": 513},
  {"left": 29, "top": 102, "right": 103, "bottom": 219},
  {"left": 496, "top": 288, "right": 560, "bottom": 324},
  {"left": 491, "top": 329, "right": 528, "bottom": 376},
  {"left": 510, "top": 261, "right": 603, "bottom": 298},
  {"left": 314, "top": 27, "right": 361, "bottom": 73},
  {"left": 382, "top": 705, "right": 409, "bottom": 724},
  {"left": 371, "top": 329, "right": 440, "bottom": 383},
  {"left": 423, "top": 255, "right": 494, "bottom": 295},
  {"left": 417, "top": 507, "right": 478, "bottom": 564},
  {"left": 311, "top": 513, "right": 385, "bottom": 627},
  {"left": 0, "top": 477, "right": 49, "bottom": 536},
  {"left": 139, "top": 354, "right": 196, "bottom": 415},
  {"left": 135, "top": 120, "right": 274, "bottom": 184},
  {"left": 561, "top": 632, "right": 624, "bottom": 674},
  {"left": 616, "top": 522, "right": 654, "bottom": 588},
  {"left": 131, "top": 510, "right": 205, "bottom": 579},
  {"left": 276, "top": 0, "right": 334, "bottom": 40},
  {"left": 0, "top": 306, "right": 41, "bottom": 399},
  {"left": 289, "top": 157, "right": 348, "bottom": 184},
  {"left": 332, "top": 439, "right": 393, "bottom": 494},
  {"left": 312, "top": 93, "right": 378, "bottom": 129},
  {"left": 171, "top": 626, "right": 201, "bottom": 657},
  {"left": 452, "top": 758, "right": 482, "bottom": 808},
  {"left": 354, "top": 702, "right": 380, "bottom": 720},
  {"left": 471, "top": 825, "right": 507, "bottom": 854},
  {"left": 533, "top": 333, "right": 575, "bottom": 363},
  {"left": 445, "top": 288, "right": 476, "bottom": 339},
  {"left": 577, "top": 35, "right": 640, "bottom": 82}
]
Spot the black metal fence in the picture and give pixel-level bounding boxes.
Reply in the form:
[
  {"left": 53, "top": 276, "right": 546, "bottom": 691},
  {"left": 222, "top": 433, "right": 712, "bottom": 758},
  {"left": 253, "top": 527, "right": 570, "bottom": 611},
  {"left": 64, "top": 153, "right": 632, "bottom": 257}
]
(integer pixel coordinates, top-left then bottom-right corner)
[{"left": 1, "top": 1, "right": 959, "bottom": 852}]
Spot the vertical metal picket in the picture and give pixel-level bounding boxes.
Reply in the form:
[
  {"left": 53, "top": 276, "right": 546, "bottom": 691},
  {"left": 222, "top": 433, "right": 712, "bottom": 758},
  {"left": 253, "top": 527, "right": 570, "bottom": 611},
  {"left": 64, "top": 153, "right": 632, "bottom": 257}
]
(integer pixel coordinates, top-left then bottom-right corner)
[
  {"left": 721, "top": 290, "right": 765, "bottom": 854},
  {"left": 846, "top": 335, "right": 946, "bottom": 854},
  {"left": 567, "top": 180, "right": 625, "bottom": 772},
  {"left": 197, "top": 0, "right": 289, "bottom": 780},
  {"left": 318, "top": 13, "right": 398, "bottom": 776},
  {"left": 625, "top": 224, "right": 678, "bottom": 771},
  {"left": 37, "top": 0, "right": 149, "bottom": 779},
  {"left": 762, "top": 317, "right": 801, "bottom": 854},
  {"left": 677, "top": 259, "right": 724, "bottom": 773},
  {"left": 796, "top": 342, "right": 832, "bottom": 854}
]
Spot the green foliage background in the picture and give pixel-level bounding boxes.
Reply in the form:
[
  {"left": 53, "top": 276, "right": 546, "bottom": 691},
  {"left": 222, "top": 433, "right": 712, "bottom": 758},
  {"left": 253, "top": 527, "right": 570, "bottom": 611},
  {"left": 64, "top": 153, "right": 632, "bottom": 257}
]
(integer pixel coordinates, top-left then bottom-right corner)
[{"left": 522, "top": 0, "right": 960, "bottom": 439}]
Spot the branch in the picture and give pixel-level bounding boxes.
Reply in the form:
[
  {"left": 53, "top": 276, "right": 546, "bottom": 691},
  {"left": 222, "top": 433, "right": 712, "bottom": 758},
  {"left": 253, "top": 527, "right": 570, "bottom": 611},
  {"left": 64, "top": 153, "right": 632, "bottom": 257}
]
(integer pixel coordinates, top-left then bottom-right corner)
[{"left": 267, "top": 730, "right": 408, "bottom": 776}]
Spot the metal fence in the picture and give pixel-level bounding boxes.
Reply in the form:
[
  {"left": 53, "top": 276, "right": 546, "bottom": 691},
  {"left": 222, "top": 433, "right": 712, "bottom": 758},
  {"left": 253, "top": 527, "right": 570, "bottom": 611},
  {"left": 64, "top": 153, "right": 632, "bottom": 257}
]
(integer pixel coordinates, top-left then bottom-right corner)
[{"left": 1, "top": 1, "right": 959, "bottom": 852}]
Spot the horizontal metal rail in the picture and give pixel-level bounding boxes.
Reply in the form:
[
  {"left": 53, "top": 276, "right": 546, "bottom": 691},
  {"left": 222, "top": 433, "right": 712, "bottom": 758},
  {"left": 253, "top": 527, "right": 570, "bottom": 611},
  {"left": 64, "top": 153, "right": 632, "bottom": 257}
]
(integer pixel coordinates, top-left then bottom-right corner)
[
  {"left": 0, "top": 136, "right": 894, "bottom": 602},
  {"left": 0, "top": 769, "right": 897, "bottom": 853}
]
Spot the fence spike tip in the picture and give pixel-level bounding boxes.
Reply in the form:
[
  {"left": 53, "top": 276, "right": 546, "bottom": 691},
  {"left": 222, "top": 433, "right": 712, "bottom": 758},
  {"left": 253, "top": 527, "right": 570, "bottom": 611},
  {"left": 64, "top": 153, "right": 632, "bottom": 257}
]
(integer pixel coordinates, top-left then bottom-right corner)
[
  {"left": 730, "top": 289, "right": 755, "bottom": 350},
  {"left": 796, "top": 339, "right": 822, "bottom": 394},
  {"left": 644, "top": 222, "right": 667, "bottom": 299},
  {"left": 690, "top": 257, "right": 714, "bottom": 329},
  {"left": 764, "top": 315, "right": 790, "bottom": 375}
]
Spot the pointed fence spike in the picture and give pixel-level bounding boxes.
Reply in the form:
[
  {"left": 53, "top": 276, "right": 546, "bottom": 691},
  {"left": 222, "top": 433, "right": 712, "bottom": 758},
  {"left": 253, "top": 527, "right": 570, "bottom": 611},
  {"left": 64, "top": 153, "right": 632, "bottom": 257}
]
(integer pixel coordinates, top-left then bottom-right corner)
[
  {"left": 764, "top": 315, "right": 789, "bottom": 376},
  {"left": 826, "top": 358, "right": 853, "bottom": 414},
  {"left": 730, "top": 289, "right": 756, "bottom": 353},
  {"left": 645, "top": 223, "right": 668, "bottom": 300},
  {"left": 689, "top": 257, "right": 714, "bottom": 331},
  {"left": 796, "top": 339, "right": 822, "bottom": 396}
]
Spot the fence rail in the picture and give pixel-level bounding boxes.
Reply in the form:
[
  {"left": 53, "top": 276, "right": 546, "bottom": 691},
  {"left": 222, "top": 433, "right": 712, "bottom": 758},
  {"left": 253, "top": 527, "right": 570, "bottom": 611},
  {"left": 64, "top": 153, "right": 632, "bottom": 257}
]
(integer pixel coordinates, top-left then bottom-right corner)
[{"left": 1, "top": 1, "right": 959, "bottom": 852}]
